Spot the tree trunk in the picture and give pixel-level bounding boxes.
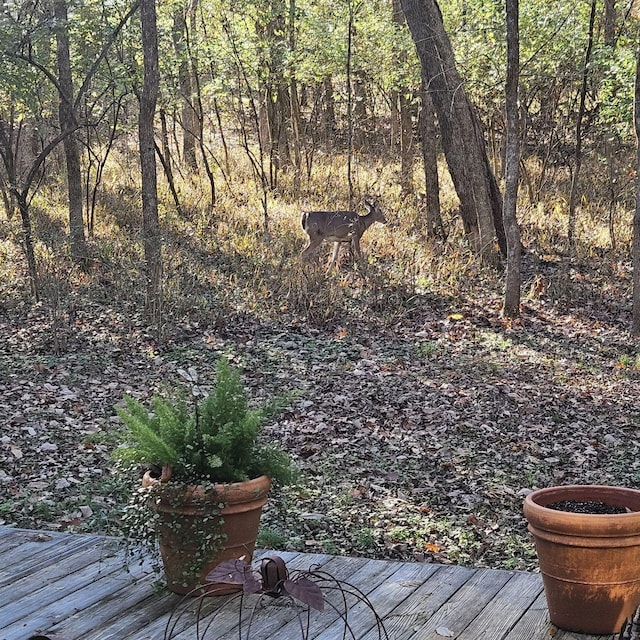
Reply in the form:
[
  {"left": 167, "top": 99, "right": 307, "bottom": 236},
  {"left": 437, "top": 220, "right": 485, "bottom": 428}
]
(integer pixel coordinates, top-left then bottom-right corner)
[
  {"left": 399, "top": 90, "right": 414, "bottom": 195},
  {"left": 604, "top": 0, "right": 616, "bottom": 48},
  {"left": 258, "top": 4, "right": 290, "bottom": 189},
  {"left": 159, "top": 108, "right": 173, "bottom": 177},
  {"left": 1, "top": 116, "right": 38, "bottom": 297},
  {"left": 191, "top": 53, "right": 216, "bottom": 208},
  {"left": 399, "top": 0, "right": 505, "bottom": 265},
  {"left": 266, "top": 83, "right": 291, "bottom": 188},
  {"left": 139, "top": 0, "right": 162, "bottom": 329},
  {"left": 503, "top": 0, "right": 521, "bottom": 318},
  {"left": 54, "top": 0, "right": 87, "bottom": 264},
  {"left": 346, "top": 0, "right": 355, "bottom": 204},
  {"left": 419, "top": 80, "right": 443, "bottom": 238},
  {"left": 390, "top": 88, "right": 400, "bottom": 153},
  {"left": 319, "top": 77, "right": 336, "bottom": 146},
  {"left": 17, "top": 192, "right": 39, "bottom": 301},
  {"left": 289, "top": 78, "right": 302, "bottom": 193},
  {"left": 155, "top": 135, "right": 183, "bottom": 219},
  {"left": 393, "top": 0, "right": 414, "bottom": 195},
  {"left": 632, "top": 42, "right": 640, "bottom": 336},
  {"left": 567, "top": 0, "right": 596, "bottom": 251},
  {"left": 172, "top": 3, "right": 198, "bottom": 170},
  {"left": 603, "top": 0, "right": 617, "bottom": 251},
  {"left": 288, "top": 0, "right": 302, "bottom": 193},
  {"left": 352, "top": 73, "right": 368, "bottom": 151}
]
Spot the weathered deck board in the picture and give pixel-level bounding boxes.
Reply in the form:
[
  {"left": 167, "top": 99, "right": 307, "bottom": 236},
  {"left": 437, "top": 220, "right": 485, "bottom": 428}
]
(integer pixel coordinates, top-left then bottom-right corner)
[
  {"left": 0, "top": 527, "right": 617, "bottom": 640},
  {"left": 455, "top": 571, "right": 542, "bottom": 639},
  {"left": 207, "top": 554, "right": 386, "bottom": 640},
  {"left": 365, "top": 564, "right": 476, "bottom": 640}
]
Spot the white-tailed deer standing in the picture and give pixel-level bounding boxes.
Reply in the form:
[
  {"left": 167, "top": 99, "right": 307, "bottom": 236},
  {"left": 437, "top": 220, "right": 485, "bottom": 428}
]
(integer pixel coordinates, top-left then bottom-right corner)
[{"left": 300, "top": 199, "right": 386, "bottom": 269}]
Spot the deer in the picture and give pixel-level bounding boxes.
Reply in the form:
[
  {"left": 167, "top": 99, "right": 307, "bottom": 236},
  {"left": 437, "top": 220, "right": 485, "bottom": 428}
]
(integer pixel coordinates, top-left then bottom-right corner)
[{"left": 299, "top": 199, "right": 386, "bottom": 269}]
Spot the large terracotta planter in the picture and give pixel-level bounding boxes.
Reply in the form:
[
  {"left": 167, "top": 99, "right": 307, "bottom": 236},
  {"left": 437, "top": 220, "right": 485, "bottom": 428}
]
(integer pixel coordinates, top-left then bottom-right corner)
[
  {"left": 524, "top": 485, "right": 640, "bottom": 634},
  {"left": 143, "top": 472, "right": 271, "bottom": 595}
]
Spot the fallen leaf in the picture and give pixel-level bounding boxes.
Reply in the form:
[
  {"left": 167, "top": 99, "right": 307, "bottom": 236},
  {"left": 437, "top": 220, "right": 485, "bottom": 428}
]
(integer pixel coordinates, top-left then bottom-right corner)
[
  {"left": 79, "top": 505, "right": 93, "bottom": 518},
  {"left": 55, "top": 478, "right": 71, "bottom": 490}
]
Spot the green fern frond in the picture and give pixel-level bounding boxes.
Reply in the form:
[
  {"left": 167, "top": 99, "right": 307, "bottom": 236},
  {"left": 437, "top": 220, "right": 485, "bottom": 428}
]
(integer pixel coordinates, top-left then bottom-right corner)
[
  {"left": 115, "top": 395, "right": 184, "bottom": 471},
  {"left": 113, "top": 358, "right": 295, "bottom": 485}
]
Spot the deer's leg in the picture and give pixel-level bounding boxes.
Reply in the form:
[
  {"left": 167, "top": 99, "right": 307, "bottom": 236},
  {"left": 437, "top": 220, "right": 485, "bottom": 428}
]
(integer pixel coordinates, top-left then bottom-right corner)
[
  {"left": 300, "top": 237, "right": 321, "bottom": 262},
  {"left": 326, "top": 242, "right": 342, "bottom": 271},
  {"left": 351, "top": 237, "right": 363, "bottom": 262}
]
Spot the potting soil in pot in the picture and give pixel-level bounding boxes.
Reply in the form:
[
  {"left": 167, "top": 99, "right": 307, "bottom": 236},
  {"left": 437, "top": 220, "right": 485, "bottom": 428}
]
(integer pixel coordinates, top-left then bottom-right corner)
[{"left": 547, "top": 500, "right": 630, "bottom": 514}]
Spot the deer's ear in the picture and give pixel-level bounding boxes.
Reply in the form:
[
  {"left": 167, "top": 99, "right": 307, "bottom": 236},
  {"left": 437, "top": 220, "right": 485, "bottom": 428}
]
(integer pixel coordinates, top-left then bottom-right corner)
[{"left": 363, "top": 200, "right": 372, "bottom": 212}]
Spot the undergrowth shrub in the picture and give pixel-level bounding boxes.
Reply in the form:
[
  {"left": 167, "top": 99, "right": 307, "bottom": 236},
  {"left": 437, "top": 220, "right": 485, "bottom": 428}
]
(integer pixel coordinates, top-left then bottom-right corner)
[{"left": 277, "top": 263, "right": 347, "bottom": 325}]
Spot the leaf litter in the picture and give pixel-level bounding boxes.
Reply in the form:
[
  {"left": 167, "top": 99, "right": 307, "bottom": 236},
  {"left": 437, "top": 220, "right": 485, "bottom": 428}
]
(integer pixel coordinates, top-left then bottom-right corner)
[{"left": 0, "top": 291, "right": 639, "bottom": 573}]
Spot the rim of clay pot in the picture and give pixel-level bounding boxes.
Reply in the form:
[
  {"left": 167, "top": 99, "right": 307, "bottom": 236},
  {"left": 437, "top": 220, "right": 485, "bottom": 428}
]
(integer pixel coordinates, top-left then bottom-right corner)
[
  {"left": 142, "top": 471, "right": 271, "bottom": 506},
  {"left": 524, "top": 485, "right": 640, "bottom": 537}
]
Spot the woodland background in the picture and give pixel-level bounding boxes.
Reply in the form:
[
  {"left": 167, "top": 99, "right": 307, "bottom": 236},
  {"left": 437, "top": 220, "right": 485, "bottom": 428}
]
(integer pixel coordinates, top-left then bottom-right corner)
[{"left": 1, "top": 0, "right": 640, "bottom": 571}]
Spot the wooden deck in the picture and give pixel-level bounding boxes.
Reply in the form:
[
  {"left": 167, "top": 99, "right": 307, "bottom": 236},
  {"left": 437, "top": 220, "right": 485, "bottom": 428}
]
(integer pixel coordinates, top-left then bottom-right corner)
[{"left": 0, "top": 526, "right": 616, "bottom": 640}]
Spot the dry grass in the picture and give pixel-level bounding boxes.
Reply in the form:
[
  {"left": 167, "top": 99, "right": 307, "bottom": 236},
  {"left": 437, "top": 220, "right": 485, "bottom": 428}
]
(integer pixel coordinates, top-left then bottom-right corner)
[{"left": 0, "top": 149, "right": 635, "bottom": 332}]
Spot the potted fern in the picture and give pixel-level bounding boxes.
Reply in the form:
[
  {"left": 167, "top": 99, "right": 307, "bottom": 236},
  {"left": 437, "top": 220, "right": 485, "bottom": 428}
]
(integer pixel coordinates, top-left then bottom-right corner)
[{"left": 113, "top": 358, "right": 295, "bottom": 595}]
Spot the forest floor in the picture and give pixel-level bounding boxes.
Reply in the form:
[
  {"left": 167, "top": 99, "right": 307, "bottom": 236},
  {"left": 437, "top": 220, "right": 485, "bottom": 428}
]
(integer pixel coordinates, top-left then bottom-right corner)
[{"left": 1, "top": 256, "right": 640, "bottom": 573}]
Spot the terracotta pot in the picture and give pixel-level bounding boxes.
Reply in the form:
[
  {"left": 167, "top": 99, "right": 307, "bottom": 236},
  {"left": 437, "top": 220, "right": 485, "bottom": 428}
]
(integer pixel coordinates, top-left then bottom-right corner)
[
  {"left": 524, "top": 485, "right": 640, "bottom": 634},
  {"left": 142, "top": 471, "right": 271, "bottom": 595}
]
